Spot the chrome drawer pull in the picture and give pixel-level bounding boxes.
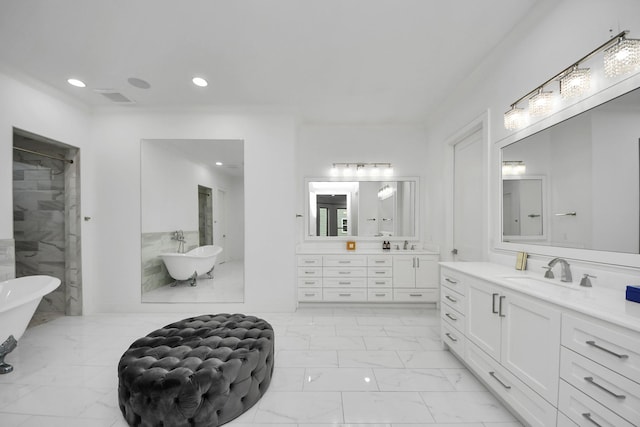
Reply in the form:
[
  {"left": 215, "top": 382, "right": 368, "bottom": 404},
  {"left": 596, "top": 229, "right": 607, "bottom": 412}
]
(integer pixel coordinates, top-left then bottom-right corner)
[
  {"left": 584, "top": 376, "right": 626, "bottom": 399},
  {"left": 375, "top": 271, "right": 385, "bottom": 274},
  {"left": 304, "top": 281, "right": 314, "bottom": 285},
  {"left": 338, "top": 281, "right": 351, "bottom": 285},
  {"left": 445, "top": 332, "right": 458, "bottom": 342},
  {"left": 339, "top": 293, "right": 351, "bottom": 297},
  {"left": 445, "top": 278, "right": 458, "bottom": 284},
  {"left": 304, "top": 260, "right": 315, "bottom": 264},
  {"left": 338, "top": 271, "right": 351, "bottom": 275},
  {"left": 339, "top": 260, "right": 351, "bottom": 264},
  {"left": 585, "top": 340, "right": 629, "bottom": 359},
  {"left": 582, "top": 413, "right": 603, "bottom": 427},
  {"left": 445, "top": 295, "right": 457, "bottom": 303},
  {"left": 304, "top": 293, "right": 315, "bottom": 297},
  {"left": 489, "top": 371, "right": 511, "bottom": 390},
  {"left": 492, "top": 293, "right": 499, "bottom": 314},
  {"left": 374, "top": 293, "right": 386, "bottom": 297},
  {"left": 304, "top": 271, "right": 315, "bottom": 274},
  {"left": 409, "top": 293, "right": 422, "bottom": 297},
  {"left": 375, "top": 281, "right": 385, "bottom": 285},
  {"left": 445, "top": 313, "right": 458, "bottom": 321},
  {"left": 375, "top": 260, "right": 385, "bottom": 263},
  {"left": 498, "top": 295, "right": 506, "bottom": 317}
]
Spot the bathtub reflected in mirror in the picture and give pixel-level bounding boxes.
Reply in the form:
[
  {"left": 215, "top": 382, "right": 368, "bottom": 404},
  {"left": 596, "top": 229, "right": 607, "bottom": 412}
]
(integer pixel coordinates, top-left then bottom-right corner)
[{"left": 140, "top": 139, "right": 244, "bottom": 303}]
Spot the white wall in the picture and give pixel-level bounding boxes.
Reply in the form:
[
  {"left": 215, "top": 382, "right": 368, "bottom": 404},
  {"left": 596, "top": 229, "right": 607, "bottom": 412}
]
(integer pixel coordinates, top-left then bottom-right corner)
[
  {"left": 296, "top": 123, "right": 429, "bottom": 245},
  {"left": 425, "top": 0, "right": 640, "bottom": 284}
]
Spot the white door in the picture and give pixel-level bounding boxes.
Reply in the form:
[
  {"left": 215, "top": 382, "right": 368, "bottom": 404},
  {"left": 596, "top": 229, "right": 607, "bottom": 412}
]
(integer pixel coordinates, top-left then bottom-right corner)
[
  {"left": 453, "top": 129, "right": 484, "bottom": 261},
  {"left": 214, "top": 188, "right": 227, "bottom": 263}
]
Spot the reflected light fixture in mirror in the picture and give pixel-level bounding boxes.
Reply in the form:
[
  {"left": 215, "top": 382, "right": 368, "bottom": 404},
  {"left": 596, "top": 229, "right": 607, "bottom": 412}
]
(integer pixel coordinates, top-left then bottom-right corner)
[{"left": 502, "top": 161, "right": 526, "bottom": 175}]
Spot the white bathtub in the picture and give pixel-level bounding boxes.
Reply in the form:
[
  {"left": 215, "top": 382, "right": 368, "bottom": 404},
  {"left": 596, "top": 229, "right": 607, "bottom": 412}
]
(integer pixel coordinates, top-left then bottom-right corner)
[
  {"left": 160, "top": 245, "right": 223, "bottom": 281},
  {"left": 0, "top": 275, "right": 61, "bottom": 373}
]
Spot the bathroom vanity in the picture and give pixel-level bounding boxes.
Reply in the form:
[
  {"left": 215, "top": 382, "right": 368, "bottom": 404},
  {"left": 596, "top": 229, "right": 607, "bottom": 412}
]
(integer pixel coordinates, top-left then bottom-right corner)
[
  {"left": 297, "top": 250, "right": 439, "bottom": 303},
  {"left": 440, "top": 262, "right": 640, "bottom": 427}
]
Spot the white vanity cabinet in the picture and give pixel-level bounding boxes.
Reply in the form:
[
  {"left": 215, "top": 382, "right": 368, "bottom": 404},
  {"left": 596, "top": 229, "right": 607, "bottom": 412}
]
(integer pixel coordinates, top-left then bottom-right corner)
[
  {"left": 558, "top": 313, "right": 640, "bottom": 426},
  {"left": 297, "top": 251, "right": 439, "bottom": 303},
  {"left": 393, "top": 254, "right": 439, "bottom": 302},
  {"left": 440, "top": 262, "right": 640, "bottom": 427},
  {"left": 466, "top": 277, "right": 561, "bottom": 405}
]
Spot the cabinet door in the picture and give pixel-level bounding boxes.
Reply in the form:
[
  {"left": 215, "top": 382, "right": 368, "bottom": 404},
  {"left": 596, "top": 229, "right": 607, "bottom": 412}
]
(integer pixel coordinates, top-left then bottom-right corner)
[
  {"left": 466, "top": 279, "right": 501, "bottom": 361},
  {"left": 501, "top": 290, "right": 561, "bottom": 405},
  {"left": 392, "top": 255, "right": 415, "bottom": 287},
  {"left": 415, "top": 256, "right": 439, "bottom": 288}
]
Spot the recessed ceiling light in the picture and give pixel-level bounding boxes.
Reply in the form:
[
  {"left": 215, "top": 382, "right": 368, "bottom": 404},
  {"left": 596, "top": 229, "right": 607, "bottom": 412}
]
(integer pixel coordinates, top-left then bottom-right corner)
[
  {"left": 215, "top": 161, "right": 223, "bottom": 166},
  {"left": 67, "top": 78, "right": 86, "bottom": 88},
  {"left": 192, "top": 77, "right": 208, "bottom": 87}
]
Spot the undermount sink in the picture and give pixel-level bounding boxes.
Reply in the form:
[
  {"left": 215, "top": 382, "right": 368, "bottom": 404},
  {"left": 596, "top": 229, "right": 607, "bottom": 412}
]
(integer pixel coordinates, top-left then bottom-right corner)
[{"left": 500, "top": 275, "right": 583, "bottom": 291}]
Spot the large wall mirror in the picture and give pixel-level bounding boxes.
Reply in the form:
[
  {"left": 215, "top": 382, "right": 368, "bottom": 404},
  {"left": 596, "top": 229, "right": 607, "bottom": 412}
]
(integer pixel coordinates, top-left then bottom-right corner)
[
  {"left": 141, "top": 139, "right": 244, "bottom": 303},
  {"left": 306, "top": 178, "right": 418, "bottom": 239},
  {"left": 501, "top": 87, "right": 640, "bottom": 254}
]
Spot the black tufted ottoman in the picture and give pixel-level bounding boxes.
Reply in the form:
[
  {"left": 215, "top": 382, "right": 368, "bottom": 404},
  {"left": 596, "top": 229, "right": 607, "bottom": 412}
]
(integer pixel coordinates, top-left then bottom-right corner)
[{"left": 117, "top": 313, "right": 274, "bottom": 427}]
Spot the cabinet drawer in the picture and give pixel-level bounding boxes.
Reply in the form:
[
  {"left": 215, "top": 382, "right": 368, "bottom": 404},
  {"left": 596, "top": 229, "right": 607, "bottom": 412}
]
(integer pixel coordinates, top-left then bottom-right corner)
[
  {"left": 298, "top": 267, "right": 322, "bottom": 277},
  {"left": 562, "top": 313, "right": 640, "bottom": 383},
  {"left": 442, "top": 305, "right": 466, "bottom": 334},
  {"left": 298, "top": 288, "right": 323, "bottom": 301},
  {"left": 559, "top": 380, "right": 635, "bottom": 427},
  {"left": 560, "top": 347, "right": 640, "bottom": 424},
  {"left": 323, "top": 277, "right": 367, "bottom": 288},
  {"left": 441, "top": 287, "right": 465, "bottom": 314},
  {"left": 393, "top": 288, "right": 438, "bottom": 302},
  {"left": 297, "top": 255, "right": 323, "bottom": 266},
  {"left": 441, "top": 322, "right": 465, "bottom": 358},
  {"left": 298, "top": 278, "right": 322, "bottom": 288},
  {"left": 465, "top": 341, "right": 558, "bottom": 427},
  {"left": 368, "top": 289, "right": 393, "bottom": 302},
  {"left": 367, "top": 267, "right": 392, "bottom": 278},
  {"left": 441, "top": 269, "right": 467, "bottom": 296},
  {"left": 323, "top": 255, "right": 367, "bottom": 267},
  {"left": 368, "top": 277, "right": 393, "bottom": 287},
  {"left": 323, "top": 266, "right": 367, "bottom": 277},
  {"left": 368, "top": 256, "right": 392, "bottom": 266},
  {"left": 323, "top": 288, "right": 367, "bottom": 302}
]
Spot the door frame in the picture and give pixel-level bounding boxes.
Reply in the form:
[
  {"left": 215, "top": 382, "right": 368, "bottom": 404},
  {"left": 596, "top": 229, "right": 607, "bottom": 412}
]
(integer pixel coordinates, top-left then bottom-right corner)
[{"left": 445, "top": 110, "right": 490, "bottom": 262}]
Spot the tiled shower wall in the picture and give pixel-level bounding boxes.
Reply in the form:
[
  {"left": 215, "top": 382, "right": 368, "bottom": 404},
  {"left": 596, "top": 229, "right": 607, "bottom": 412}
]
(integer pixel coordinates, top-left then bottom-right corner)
[
  {"left": 0, "top": 239, "right": 15, "bottom": 281},
  {"left": 141, "top": 230, "right": 198, "bottom": 293},
  {"left": 12, "top": 147, "right": 82, "bottom": 316}
]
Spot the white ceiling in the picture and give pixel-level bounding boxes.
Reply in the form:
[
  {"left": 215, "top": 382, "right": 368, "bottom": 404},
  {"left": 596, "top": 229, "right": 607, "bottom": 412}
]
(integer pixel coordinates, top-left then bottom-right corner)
[{"left": 0, "top": 0, "right": 539, "bottom": 123}]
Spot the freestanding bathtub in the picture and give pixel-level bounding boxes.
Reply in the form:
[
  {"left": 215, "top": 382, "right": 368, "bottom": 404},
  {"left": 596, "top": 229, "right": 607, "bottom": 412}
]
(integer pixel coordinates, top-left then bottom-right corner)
[
  {"left": 160, "top": 245, "right": 223, "bottom": 284},
  {"left": 0, "top": 275, "right": 61, "bottom": 373}
]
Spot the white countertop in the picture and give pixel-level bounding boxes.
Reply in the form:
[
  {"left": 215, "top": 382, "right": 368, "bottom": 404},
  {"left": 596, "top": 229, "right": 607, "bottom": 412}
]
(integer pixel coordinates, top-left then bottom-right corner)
[
  {"left": 440, "top": 262, "right": 640, "bottom": 333},
  {"left": 297, "top": 248, "right": 440, "bottom": 255}
]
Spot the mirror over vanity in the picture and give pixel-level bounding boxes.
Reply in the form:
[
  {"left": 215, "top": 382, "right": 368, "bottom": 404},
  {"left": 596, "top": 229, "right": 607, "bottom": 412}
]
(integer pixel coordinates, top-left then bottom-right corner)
[
  {"left": 306, "top": 179, "right": 418, "bottom": 239},
  {"left": 140, "top": 139, "right": 245, "bottom": 303},
  {"left": 501, "top": 86, "right": 640, "bottom": 255}
]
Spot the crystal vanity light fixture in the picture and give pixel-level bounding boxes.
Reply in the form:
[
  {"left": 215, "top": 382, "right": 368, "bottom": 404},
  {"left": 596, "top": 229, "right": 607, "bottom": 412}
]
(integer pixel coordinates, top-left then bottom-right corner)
[
  {"left": 528, "top": 87, "right": 554, "bottom": 117},
  {"left": 331, "top": 162, "right": 393, "bottom": 177},
  {"left": 504, "top": 105, "right": 525, "bottom": 130},
  {"left": 604, "top": 34, "right": 640, "bottom": 77},
  {"left": 504, "top": 30, "right": 638, "bottom": 130},
  {"left": 560, "top": 65, "right": 591, "bottom": 99},
  {"left": 502, "top": 160, "right": 526, "bottom": 175}
]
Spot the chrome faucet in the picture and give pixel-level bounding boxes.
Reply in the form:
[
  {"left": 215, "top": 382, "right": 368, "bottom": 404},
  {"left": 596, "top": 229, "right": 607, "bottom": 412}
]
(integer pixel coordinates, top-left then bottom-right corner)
[
  {"left": 172, "top": 230, "right": 186, "bottom": 253},
  {"left": 545, "top": 257, "right": 572, "bottom": 282},
  {"left": 403, "top": 240, "right": 409, "bottom": 250}
]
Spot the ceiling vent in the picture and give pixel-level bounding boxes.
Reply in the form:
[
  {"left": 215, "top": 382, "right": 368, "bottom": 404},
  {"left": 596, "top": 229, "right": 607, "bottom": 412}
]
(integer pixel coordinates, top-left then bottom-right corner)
[{"left": 93, "top": 89, "right": 135, "bottom": 104}]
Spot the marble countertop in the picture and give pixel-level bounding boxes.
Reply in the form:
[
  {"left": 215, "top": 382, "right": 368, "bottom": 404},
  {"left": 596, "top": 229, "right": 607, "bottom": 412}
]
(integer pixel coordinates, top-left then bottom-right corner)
[{"left": 440, "top": 262, "right": 640, "bottom": 333}]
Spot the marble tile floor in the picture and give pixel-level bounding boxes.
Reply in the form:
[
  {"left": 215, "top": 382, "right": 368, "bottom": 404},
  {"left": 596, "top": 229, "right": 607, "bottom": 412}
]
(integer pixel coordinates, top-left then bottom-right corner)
[
  {"left": 0, "top": 306, "right": 523, "bottom": 427},
  {"left": 142, "top": 260, "right": 244, "bottom": 303}
]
